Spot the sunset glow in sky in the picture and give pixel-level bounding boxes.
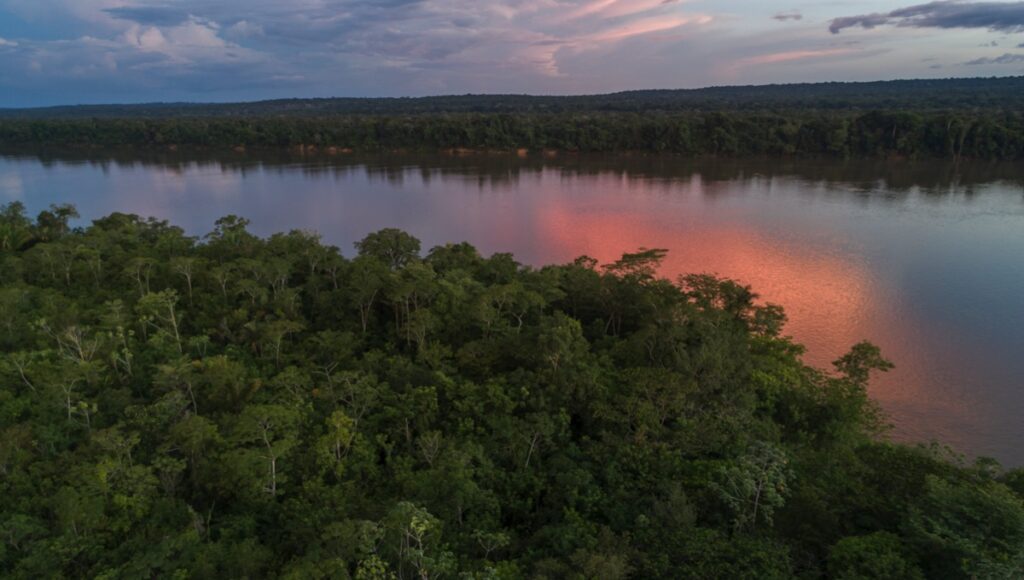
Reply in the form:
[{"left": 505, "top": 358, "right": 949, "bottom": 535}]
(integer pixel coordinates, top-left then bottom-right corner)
[{"left": 1, "top": 0, "right": 1024, "bottom": 106}]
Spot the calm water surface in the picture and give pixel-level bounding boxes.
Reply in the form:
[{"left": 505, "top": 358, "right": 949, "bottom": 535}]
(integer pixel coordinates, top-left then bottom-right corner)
[{"left": 3, "top": 151, "right": 1024, "bottom": 465}]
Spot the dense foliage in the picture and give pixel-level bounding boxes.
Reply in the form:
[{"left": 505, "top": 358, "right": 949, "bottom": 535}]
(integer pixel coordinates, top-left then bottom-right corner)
[
  {"left": 3, "top": 77, "right": 1024, "bottom": 118},
  {"left": 2, "top": 202, "right": 1023, "bottom": 578},
  {"left": 3, "top": 109, "right": 1024, "bottom": 160},
  {"left": 6, "top": 77, "right": 1024, "bottom": 160}
]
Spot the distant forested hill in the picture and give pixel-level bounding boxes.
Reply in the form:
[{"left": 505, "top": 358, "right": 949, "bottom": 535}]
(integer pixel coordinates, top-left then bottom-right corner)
[{"left": 2, "top": 77, "right": 1023, "bottom": 118}]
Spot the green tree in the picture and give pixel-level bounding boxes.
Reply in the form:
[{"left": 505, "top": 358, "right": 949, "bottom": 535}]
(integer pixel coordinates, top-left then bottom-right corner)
[{"left": 356, "top": 229, "right": 422, "bottom": 270}]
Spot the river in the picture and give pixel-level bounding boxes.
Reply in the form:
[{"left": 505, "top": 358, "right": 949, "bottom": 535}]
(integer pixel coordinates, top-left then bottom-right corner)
[{"left": 3, "top": 150, "right": 1023, "bottom": 465}]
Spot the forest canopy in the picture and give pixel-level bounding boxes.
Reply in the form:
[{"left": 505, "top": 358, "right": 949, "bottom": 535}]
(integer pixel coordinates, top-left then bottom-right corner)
[
  {"left": 2, "top": 110, "right": 1024, "bottom": 160},
  {"left": 3, "top": 78, "right": 1024, "bottom": 160},
  {"left": 1, "top": 202, "right": 1023, "bottom": 578}
]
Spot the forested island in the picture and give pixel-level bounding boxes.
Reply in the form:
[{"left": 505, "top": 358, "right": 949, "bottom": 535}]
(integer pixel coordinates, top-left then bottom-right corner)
[
  {"left": 2, "top": 77, "right": 1024, "bottom": 160},
  {"left": 1, "top": 202, "right": 1023, "bottom": 578}
]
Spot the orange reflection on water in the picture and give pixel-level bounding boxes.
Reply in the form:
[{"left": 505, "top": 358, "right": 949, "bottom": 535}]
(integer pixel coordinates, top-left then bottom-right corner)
[
  {"left": 513, "top": 173, "right": 973, "bottom": 434},
  {"left": 32, "top": 157, "right": 999, "bottom": 458},
  {"left": 535, "top": 195, "right": 875, "bottom": 370}
]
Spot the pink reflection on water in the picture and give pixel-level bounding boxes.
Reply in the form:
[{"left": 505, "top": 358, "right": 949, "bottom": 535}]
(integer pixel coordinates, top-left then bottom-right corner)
[
  {"left": 17, "top": 156, "right": 1004, "bottom": 459},
  {"left": 537, "top": 197, "right": 872, "bottom": 362},
  {"left": 507, "top": 172, "right": 985, "bottom": 449}
]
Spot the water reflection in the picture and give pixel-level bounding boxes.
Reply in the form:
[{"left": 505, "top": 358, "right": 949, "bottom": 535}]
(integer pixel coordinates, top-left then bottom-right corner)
[
  {"left": 3, "top": 150, "right": 1023, "bottom": 465},
  {"left": 6, "top": 147, "right": 1024, "bottom": 193}
]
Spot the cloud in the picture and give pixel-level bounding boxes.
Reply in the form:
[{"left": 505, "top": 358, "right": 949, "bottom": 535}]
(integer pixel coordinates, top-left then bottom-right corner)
[
  {"left": 0, "top": 0, "right": 724, "bottom": 104},
  {"left": 587, "top": 15, "right": 705, "bottom": 43},
  {"left": 964, "top": 52, "right": 1024, "bottom": 64},
  {"left": 104, "top": 5, "right": 191, "bottom": 27},
  {"left": 225, "top": 20, "right": 264, "bottom": 39},
  {"left": 0, "top": 7, "right": 271, "bottom": 102},
  {"left": 733, "top": 47, "right": 855, "bottom": 68},
  {"left": 113, "top": 16, "right": 264, "bottom": 68},
  {"left": 563, "top": 0, "right": 684, "bottom": 22},
  {"left": 830, "top": 1, "right": 1024, "bottom": 34},
  {"left": 772, "top": 12, "right": 803, "bottom": 22},
  {"left": 9, "top": 0, "right": 1010, "bottom": 106},
  {"left": 91, "top": 0, "right": 710, "bottom": 77},
  {"left": 208, "top": 0, "right": 713, "bottom": 79}
]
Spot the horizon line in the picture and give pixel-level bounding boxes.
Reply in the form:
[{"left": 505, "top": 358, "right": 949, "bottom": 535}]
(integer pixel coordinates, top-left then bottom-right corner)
[{"left": 3, "top": 75, "right": 1022, "bottom": 111}]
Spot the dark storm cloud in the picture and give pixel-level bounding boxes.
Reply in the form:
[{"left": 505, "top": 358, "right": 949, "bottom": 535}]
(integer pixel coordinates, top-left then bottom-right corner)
[
  {"left": 964, "top": 51, "right": 1024, "bottom": 63},
  {"left": 830, "top": 1, "right": 1024, "bottom": 34}
]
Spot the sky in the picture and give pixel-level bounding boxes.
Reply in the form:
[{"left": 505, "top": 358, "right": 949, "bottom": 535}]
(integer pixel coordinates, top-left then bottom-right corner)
[{"left": 0, "top": 0, "right": 1023, "bottom": 107}]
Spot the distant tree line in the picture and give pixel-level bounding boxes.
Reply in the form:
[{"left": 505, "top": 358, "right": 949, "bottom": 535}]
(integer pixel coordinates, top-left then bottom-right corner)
[
  {"left": 3, "top": 77, "right": 1023, "bottom": 118},
  {"left": 2, "top": 110, "right": 1024, "bottom": 160}
]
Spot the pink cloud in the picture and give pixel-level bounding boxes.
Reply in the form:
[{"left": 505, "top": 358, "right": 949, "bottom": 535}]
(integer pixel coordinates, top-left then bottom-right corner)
[
  {"left": 600, "top": 0, "right": 686, "bottom": 20},
  {"left": 565, "top": 0, "right": 685, "bottom": 21},
  {"left": 734, "top": 47, "right": 855, "bottom": 68},
  {"left": 588, "top": 15, "right": 703, "bottom": 42},
  {"left": 564, "top": 0, "right": 620, "bottom": 21}
]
